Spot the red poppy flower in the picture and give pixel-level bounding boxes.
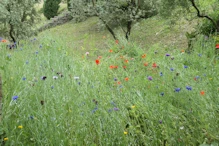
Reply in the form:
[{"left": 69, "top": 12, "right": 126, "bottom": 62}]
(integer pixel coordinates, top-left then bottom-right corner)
[
  {"left": 200, "top": 91, "right": 205, "bottom": 95},
  {"left": 142, "top": 54, "right": 146, "bottom": 58},
  {"left": 152, "top": 63, "right": 157, "bottom": 68},
  {"left": 109, "top": 49, "right": 113, "bottom": 53},
  {"left": 1, "top": 39, "right": 7, "bottom": 43},
  {"left": 123, "top": 66, "right": 127, "bottom": 69},
  {"left": 124, "top": 59, "right": 129, "bottom": 63},
  {"left": 109, "top": 65, "right": 114, "bottom": 69},
  {"left": 124, "top": 77, "right": 129, "bottom": 81},
  {"left": 115, "top": 40, "right": 119, "bottom": 44},
  {"left": 215, "top": 44, "right": 219, "bottom": 49},
  {"left": 95, "top": 59, "right": 100, "bottom": 65},
  {"left": 144, "top": 62, "right": 148, "bottom": 66}
]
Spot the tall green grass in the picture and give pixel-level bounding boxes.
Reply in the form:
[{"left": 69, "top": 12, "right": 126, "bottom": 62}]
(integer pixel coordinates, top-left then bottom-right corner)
[{"left": 0, "top": 35, "right": 218, "bottom": 145}]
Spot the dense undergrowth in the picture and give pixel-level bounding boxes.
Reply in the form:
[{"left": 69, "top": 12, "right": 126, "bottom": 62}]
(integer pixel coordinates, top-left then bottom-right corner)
[{"left": 0, "top": 34, "right": 219, "bottom": 145}]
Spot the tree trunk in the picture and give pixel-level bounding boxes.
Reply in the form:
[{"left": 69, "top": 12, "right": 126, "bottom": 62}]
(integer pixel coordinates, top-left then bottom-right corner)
[
  {"left": 99, "top": 17, "right": 117, "bottom": 40},
  {"left": 126, "top": 21, "right": 132, "bottom": 40}
]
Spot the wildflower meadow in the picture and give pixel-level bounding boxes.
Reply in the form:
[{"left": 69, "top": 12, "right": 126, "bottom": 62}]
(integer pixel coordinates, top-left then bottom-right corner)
[{"left": 0, "top": 35, "right": 219, "bottom": 145}]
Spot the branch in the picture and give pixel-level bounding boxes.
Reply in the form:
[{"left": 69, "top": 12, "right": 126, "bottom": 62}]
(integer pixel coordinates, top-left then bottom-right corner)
[{"left": 189, "top": 0, "right": 218, "bottom": 30}]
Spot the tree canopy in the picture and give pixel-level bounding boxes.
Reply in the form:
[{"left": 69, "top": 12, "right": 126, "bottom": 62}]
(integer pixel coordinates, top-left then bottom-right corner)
[{"left": 0, "top": 0, "right": 39, "bottom": 43}]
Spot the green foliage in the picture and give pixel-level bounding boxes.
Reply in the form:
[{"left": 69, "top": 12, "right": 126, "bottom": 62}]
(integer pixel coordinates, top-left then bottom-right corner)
[
  {"left": 0, "top": 0, "right": 39, "bottom": 42},
  {"left": 43, "top": 0, "right": 62, "bottom": 20}
]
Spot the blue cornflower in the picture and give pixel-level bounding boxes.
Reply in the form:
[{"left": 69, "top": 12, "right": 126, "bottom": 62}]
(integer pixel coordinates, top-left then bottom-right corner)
[
  {"left": 39, "top": 45, "right": 42, "bottom": 48},
  {"left": 198, "top": 54, "right": 202, "bottom": 57},
  {"left": 108, "top": 109, "right": 113, "bottom": 113},
  {"left": 147, "top": 76, "right": 153, "bottom": 81},
  {"left": 166, "top": 53, "right": 170, "bottom": 57},
  {"left": 111, "top": 101, "right": 116, "bottom": 106},
  {"left": 78, "top": 82, "right": 81, "bottom": 85},
  {"left": 0, "top": 37, "right": 2, "bottom": 41},
  {"left": 26, "top": 61, "right": 29, "bottom": 64},
  {"left": 51, "top": 86, "right": 54, "bottom": 89},
  {"left": 160, "top": 72, "right": 163, "bottom": 76},
  {"left": 160, "top": 92, "right": 164, "bottom": 96},
  {"left": 12, "top": 95, "right": 18, "bottom": 101},
  {"left": 159, "top": 120, "right": 162, "bottom": 124},
  {"left": 186, "top": 86, "right": 192, "bottom": 90},
  {"left": 170, "top": 68, "right": 174, "bottom": 71},
  {"left": 30, "top": 116, "right": 34, "bottom": 120},
  {"left": 92, "top": 107, "right": 98, "bottom": 113},
  {"left": 114, "top": 78, "right": 118, "bottom": 81},
  {"left": 175, "top": 88, "right": 181, "bottom": 92},
  {"left": 36, "top": 51, "right": 38, "bottom": 54},
  {"left": 195, "top": 76, "right": 200, "bottom": 80},
  {"left": 22, "top": 77, "right": 26, "bottom": 81},
  {"left": 184, "top": 65, "right": 188, "bottom": 68}
]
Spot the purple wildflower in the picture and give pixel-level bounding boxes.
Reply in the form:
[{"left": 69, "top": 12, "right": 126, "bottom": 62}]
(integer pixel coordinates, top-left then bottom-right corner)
[
  {"left": 184, "top": 65, "right": 188, "bottom": 69},
  {"left": 22, "top": 77, "right": 26, "bottom": 81},
  {"left": 147, "top": 76, "right": 153, "bottom": 81},
  {"left": 170, "top": 68, "right": 174, "bottom": 71},
  {"left": 41, "top": 76, "right": 47, "bottom": 80},
  {"left": 113, "top": 107, "right": 119, "bottom": 111},
  {"left": 166, "top": 53, "right": 170, "bottom": 57}
]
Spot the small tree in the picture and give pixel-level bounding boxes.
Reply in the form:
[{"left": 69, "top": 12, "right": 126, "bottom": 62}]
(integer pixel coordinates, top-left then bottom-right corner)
[
  {"left": 43, "top": 0, "right": 62, "bottom": 20},
  {"left": 69, "top": 0, "right": 158, "bottom": 40},
  {"left": 0, "top": 0, "right": 39, "bottom": 43}
]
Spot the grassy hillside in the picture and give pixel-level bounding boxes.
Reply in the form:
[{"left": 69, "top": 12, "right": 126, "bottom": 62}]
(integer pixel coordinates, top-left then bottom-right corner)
[
  {"left": 0, "top": 6, "right": 219, "bottom": 145},
  {"left": 38, "top": 15, "right": 198, "bottom": 56}
]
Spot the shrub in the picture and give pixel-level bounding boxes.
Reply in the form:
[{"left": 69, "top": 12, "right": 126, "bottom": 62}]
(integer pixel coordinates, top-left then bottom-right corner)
[{"left": 43, "top": 0, "right": 62, "bottom": 20}]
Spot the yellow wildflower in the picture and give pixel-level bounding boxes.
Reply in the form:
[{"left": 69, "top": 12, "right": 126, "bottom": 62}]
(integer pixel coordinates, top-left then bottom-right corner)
[
  {"left": 124, "top": 131, "right": 128, "bottom": 135},
  {"left": 18, "top": 125, "right": 23, "bottom": 129},
  {"left": 131, "top": 105, "right": 135, "bottom": 109},
  {"left": 4, "top": 137, "right": 8, "bottom": 141}
]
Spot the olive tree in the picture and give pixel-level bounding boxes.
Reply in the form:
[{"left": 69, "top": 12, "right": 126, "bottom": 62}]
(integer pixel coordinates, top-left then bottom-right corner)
[{"left": 0, "top": 0, "right": 39, "bottom": 43}]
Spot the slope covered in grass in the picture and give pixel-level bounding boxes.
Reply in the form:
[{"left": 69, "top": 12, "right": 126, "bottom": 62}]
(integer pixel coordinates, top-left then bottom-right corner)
[
  {"left": 38, "top": 15, "right": 198, "bottom": 56},
  {"left": 0, "top": 31, "right": 218, "bottom": 145}
]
